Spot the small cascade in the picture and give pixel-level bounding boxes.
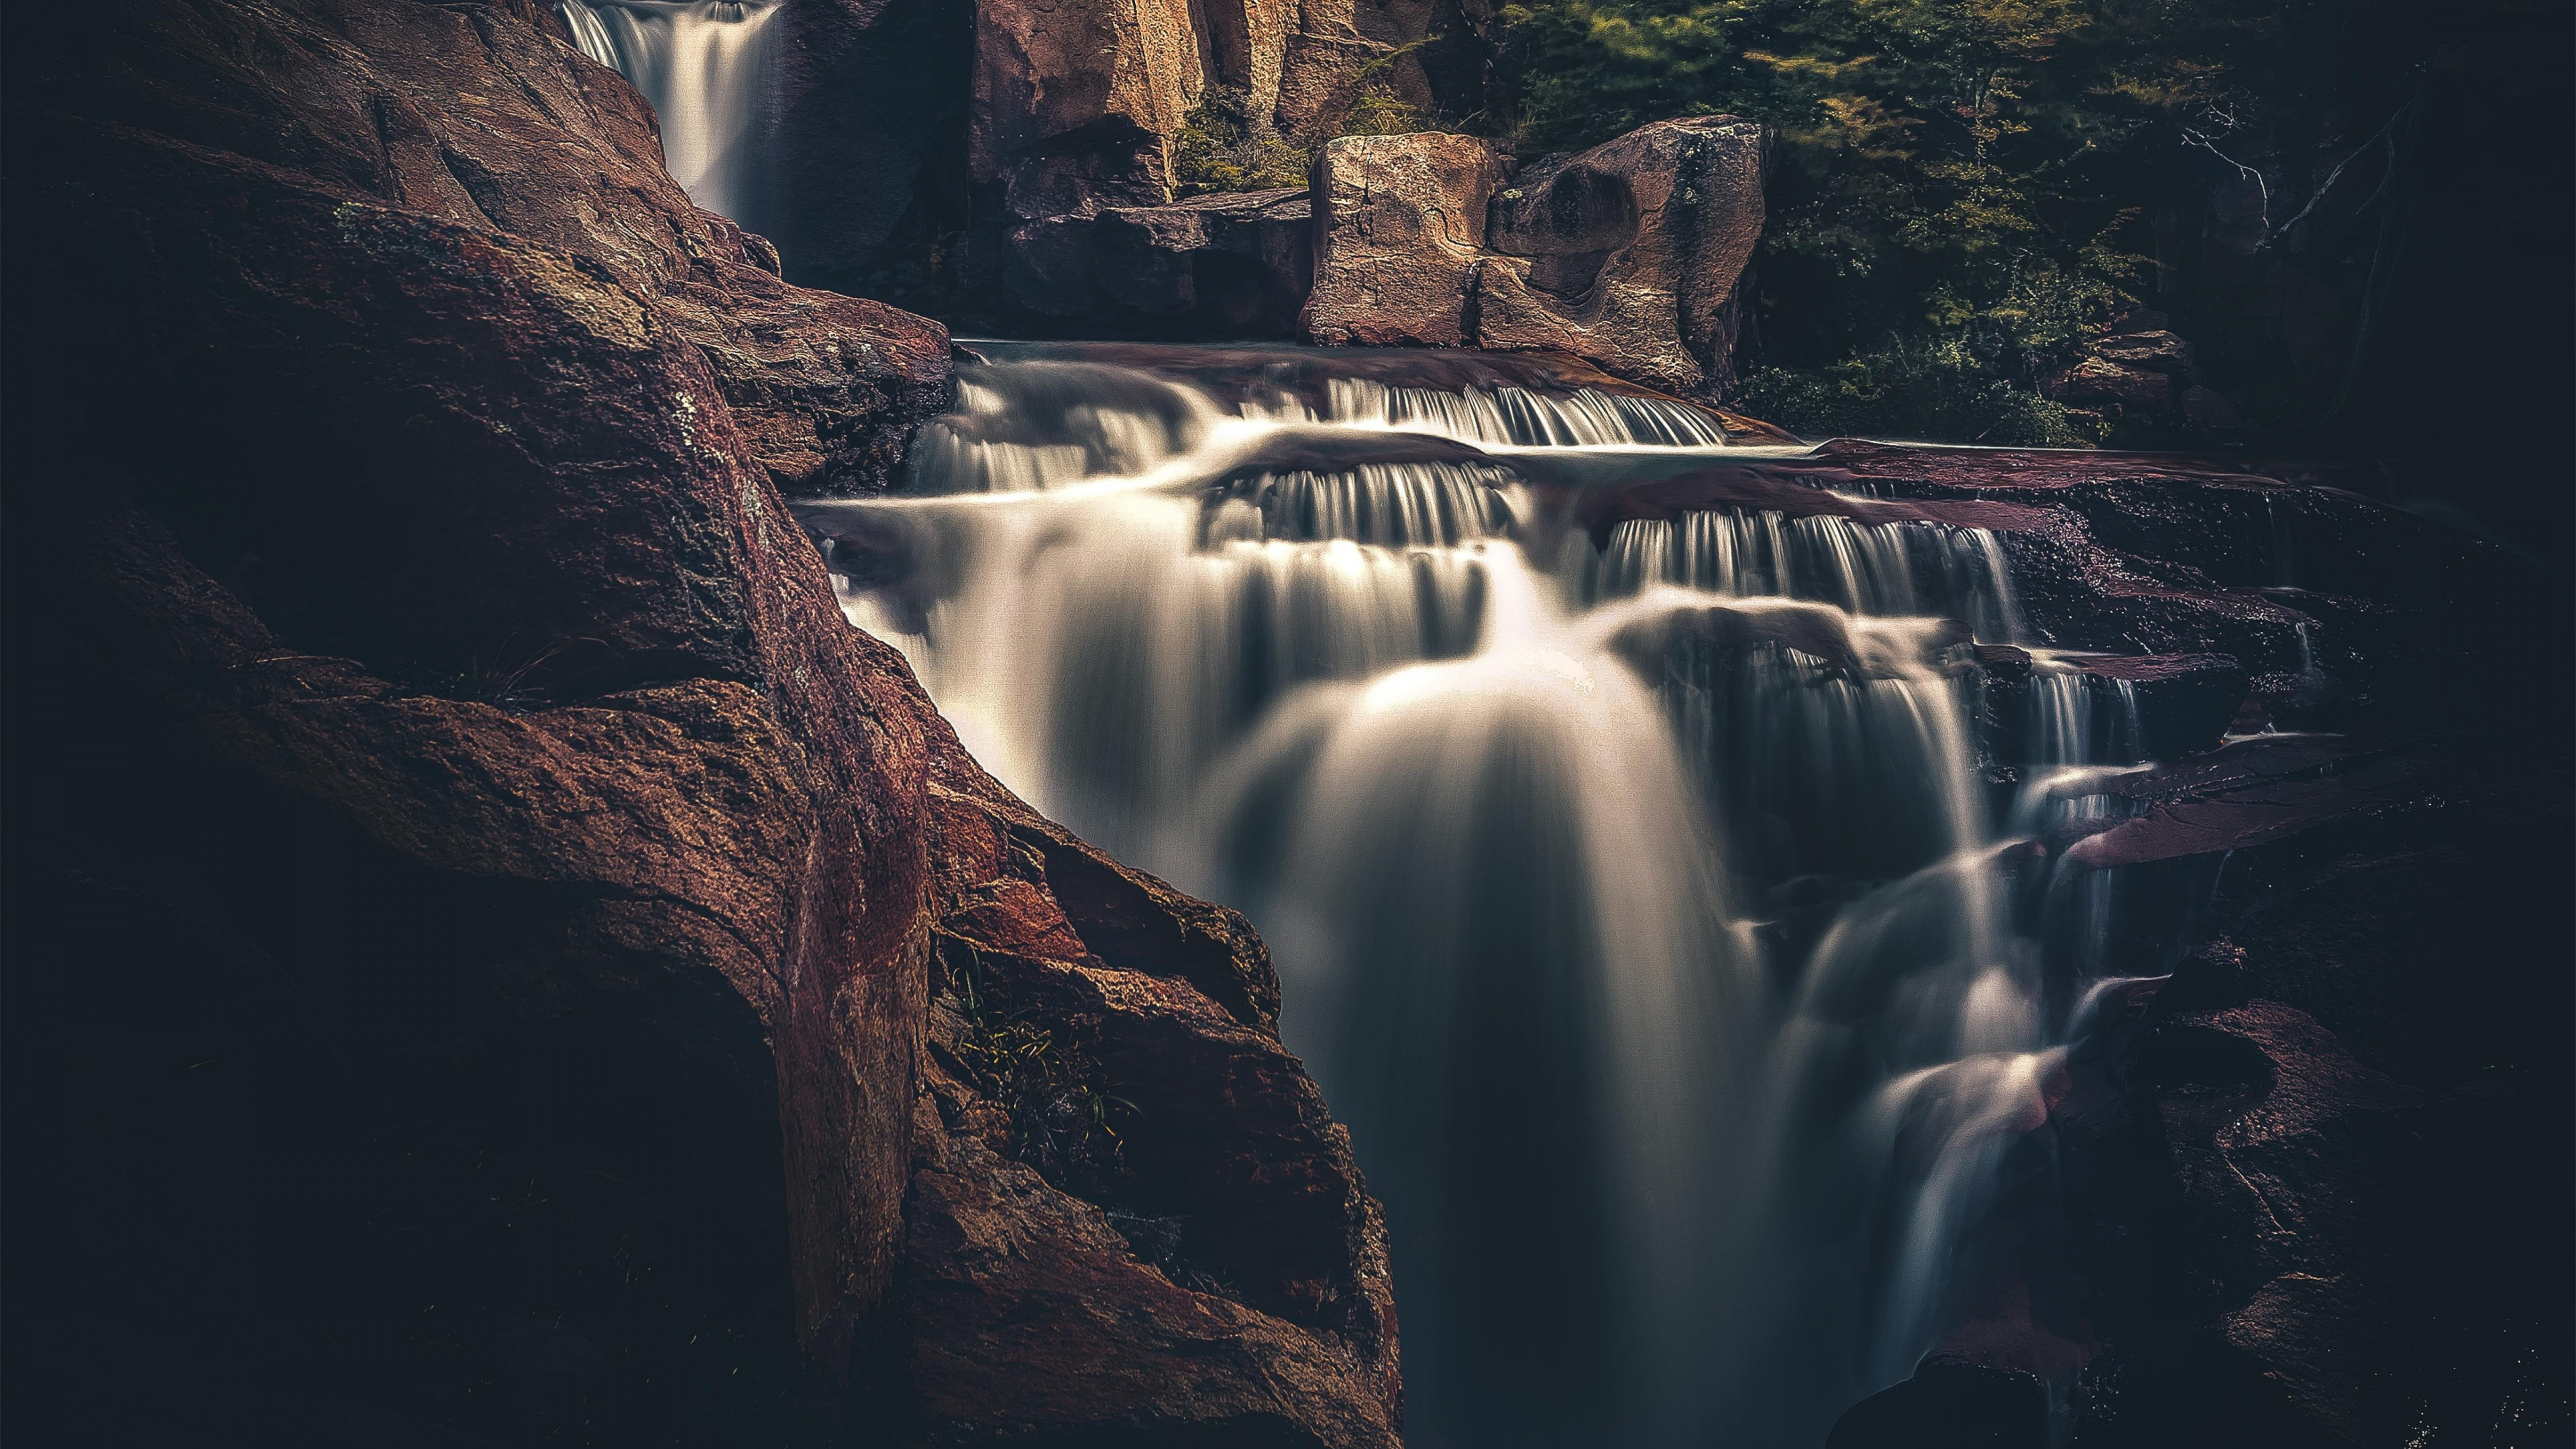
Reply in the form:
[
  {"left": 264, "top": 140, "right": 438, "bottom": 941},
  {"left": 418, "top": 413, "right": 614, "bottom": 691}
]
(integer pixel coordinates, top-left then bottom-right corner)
[
  {"left": 1213, "top": 461, "right": 1518, "bottom": 546},
  {"left": 1330, "top": 377, "right": 1733, "bottom": 446},
  {"left": 800, "top": 343, "right": 2157, "bottom": 1448},
  {"left": 905, "top": 357, "right": 1218, "bottom": 492},
  {"left": 559, "top": 1, "right": 781, "bottom": 223},
  {"left": 1585, "top": 508, "right": 2023, "bottom": 642}
]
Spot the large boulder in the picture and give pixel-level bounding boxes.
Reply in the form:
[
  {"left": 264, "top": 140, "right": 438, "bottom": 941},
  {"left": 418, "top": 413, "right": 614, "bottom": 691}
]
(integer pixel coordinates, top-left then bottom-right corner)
[
  {"left": 1300, "top": 119, "right": 1769, "bottom": 396},
  {"left": 1301, "top": 131, "right": 1507, "bottom": 347},
  {"left": 1, "top": 1, "right": 1399, "bottom": 1442},
  {"left": 1479, "top": 115, "right": 1768, "bottom": 395}
]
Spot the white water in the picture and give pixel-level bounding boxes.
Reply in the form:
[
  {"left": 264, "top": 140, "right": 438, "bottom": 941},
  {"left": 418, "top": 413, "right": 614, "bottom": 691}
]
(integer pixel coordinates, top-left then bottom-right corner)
[
  {"left": 560, "top": 0, "right": 779, "bottom": 222},
  {"left": 808, "top": 343, "right": 2152, "bottom": 1446}
]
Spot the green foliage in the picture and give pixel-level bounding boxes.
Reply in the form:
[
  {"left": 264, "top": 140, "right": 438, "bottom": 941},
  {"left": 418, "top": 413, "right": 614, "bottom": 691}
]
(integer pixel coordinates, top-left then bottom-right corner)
[
  {"left": 1738, "top": 339, "right": 2094, "bottom": 445},
  {"left": 942, "top": 935, "right": 1136, "bottom": 1186},
  {"left": 1171, "top": 40, "right": 1442, "bottom": 197},
  {"left": 1173, "top": 100, "right": 1311, "bottom": 195},
  {"left": 1489, "top": 0, "right": 2387, "bottom": 439}
]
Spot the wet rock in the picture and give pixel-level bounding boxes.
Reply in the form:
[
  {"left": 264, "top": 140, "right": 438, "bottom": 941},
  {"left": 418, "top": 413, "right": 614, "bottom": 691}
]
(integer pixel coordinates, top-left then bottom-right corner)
[
  {"left": 1302, "top": 131, "right": 1507, "bottom": 347},
  {"left": 1478, "top": 116, "right": 1769, "bottom": 396}
]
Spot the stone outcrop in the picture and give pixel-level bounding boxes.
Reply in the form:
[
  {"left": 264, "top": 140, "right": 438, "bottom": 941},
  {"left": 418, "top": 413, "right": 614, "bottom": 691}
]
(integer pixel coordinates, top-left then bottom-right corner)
[
  {"left": 0, "top": 1, "right": 1395, "bottom": 1443},
  {"left": 2044, "top": 309, "right": 2243, "bottom": 437},
  {"left": 1302, "top": 120, "right": 1768, "bottom": 397}
]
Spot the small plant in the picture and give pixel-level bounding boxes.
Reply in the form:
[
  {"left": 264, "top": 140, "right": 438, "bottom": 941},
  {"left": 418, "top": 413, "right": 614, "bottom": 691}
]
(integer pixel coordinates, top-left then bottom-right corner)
[
  {"left": 1172, "top": 99, "right": 1311, "bottom": 196},
  {"left": 942, "top": 934, "right": 1137, "bottom": 1185},
  {"left": 424, "top": 636, "right": 603, "bottom": 709}
]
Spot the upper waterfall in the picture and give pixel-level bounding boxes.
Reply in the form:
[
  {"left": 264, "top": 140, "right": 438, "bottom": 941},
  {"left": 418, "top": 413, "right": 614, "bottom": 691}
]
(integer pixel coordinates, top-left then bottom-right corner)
[{"left": 560, "top": 1, "right": 780, "bottom": 223}]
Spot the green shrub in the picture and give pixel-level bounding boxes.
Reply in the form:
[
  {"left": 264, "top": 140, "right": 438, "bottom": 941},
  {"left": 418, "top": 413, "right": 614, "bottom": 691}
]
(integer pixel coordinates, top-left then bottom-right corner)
[{"left": 1738, "top": 339, "right": 2093, "bottom": 446}]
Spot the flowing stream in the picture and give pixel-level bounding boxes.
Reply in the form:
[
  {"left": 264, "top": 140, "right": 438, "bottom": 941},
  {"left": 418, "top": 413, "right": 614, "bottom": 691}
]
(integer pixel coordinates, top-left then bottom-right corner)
[
  {"left": 802, "top": 342, "right": 2149, "bottom": 1446},
  {"left": 560, "top": 0, "right": 779, "bottom": 223}
]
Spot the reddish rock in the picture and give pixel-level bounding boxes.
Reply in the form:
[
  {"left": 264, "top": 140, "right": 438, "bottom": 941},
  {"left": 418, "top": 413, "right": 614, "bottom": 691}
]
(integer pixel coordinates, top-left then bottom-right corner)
[
  {"left": 1, "top": 1, "right": 1397, "bottom": 1442},
  {"left": 1302, "top": 131, "right": 1506, "bottom": 346},
  {"left": 1478, "top": 116, "right": 1769, "bottom": 396}
]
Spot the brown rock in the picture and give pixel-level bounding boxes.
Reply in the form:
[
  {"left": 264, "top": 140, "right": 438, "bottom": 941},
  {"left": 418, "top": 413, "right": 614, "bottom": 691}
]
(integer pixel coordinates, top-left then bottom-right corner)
[
  {"left": 2095, "top": 328, "right": 2198, "bottom": 376},
  {"left": 2045, "top": 355, "right": 2177, "bottom": 412},
  {"left": 971, "top": 0, "right": 1203, "bottom": 223},
  {"left": 902, "top": 751, "right": 1401, "bottom": 1446},
  {"left": 3, "top": 0, "right": 1398, "bottom": 1441},
  {"left": 1301, "top": 131, "right": 1506, "bottom": 346},
  {"left": 1478, "top": 115, "right": 1768, "bottom": 396}
]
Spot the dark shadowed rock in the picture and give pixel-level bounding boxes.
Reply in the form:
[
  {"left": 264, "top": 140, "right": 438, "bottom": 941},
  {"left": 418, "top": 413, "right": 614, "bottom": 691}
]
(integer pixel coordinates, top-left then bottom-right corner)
[
  {"left": 1010, "top": 189, "right": 1315, "bottom": 335},
  {"left": 772, "top": 0, "right": 974, "bottom": 290},
  {"left": 1825, "top": 1357, "right": 2051, "bottom": 1448}
]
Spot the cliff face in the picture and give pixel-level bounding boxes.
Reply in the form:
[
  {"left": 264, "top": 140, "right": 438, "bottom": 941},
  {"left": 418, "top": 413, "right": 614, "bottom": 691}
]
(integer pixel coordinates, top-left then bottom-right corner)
[{"left": 0, "top": 2, "right": 1393, "bottom": 1443}]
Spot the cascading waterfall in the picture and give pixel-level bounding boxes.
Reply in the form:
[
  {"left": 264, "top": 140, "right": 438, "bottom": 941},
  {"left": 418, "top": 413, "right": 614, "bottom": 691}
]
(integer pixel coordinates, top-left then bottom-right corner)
[
  {"left": 803, "top": 342, "right": 2152, "bottom": 1446},
  {"left": 558, "top": 0, "right": 780, "bottom": 223}
]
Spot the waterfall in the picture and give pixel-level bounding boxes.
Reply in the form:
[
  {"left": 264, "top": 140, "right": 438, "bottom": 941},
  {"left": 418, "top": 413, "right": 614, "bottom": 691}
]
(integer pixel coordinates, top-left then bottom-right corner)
[
  {"left": 559, "top": 1, "right": 780, "bottom": 223},
  {"left": 801, "top": 343, "right": 2153, "bottom": 1447}
]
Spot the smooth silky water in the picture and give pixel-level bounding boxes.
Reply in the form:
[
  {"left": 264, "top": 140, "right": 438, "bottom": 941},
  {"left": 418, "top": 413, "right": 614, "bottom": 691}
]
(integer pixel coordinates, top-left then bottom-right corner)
[
  {"left": 560, "top": 0, "right": 780, "bottom": 222},
  {"left": 801, "top": 342, "right": 2153, "bottom": 1446}
]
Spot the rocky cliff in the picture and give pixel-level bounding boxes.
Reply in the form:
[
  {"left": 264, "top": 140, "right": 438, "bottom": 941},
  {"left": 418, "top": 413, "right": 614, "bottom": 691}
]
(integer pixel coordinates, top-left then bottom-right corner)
[{"left": 0, "top": 2, "right": 1395, "bottom": 1443}]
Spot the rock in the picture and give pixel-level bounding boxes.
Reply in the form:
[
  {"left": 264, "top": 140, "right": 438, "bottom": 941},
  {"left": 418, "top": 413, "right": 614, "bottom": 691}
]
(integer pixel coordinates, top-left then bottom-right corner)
[
  {"left": 771, "top": 0, "right": 975, "bottom": 290},
  {"left": 1299, "top": 118, "right": 1770, "bottom": 394},
  {"left": 2063, "top": 652, "right": 2249, "bottom": 761},
  {"left": 1, "top": 1, "right": 1397, "bottom": 1442},
  {"left": 971, "top": 0, "right": 1202, "bottom": 225},
  {"left": 2182, "top": 384, "right": 2243, "bottom": 428},
  {"left": 1825, "top": 1357, "right": 2051, "bottom": 1448},
  {"left": 1477, "top": 116, "right": 1769, "bottom": 396},
  {"left": 903, "top": 752, "right": 1401, "bottom": 1446},
  {"left": 1302, "top": 131, "right": 1506, "bottom": 347},
  {"left": 2045, "top": 356, "right": 2177, "bottom": 413},
  {"left": 1008, "top": 189, "right": 1314, "bottom": 335}
]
